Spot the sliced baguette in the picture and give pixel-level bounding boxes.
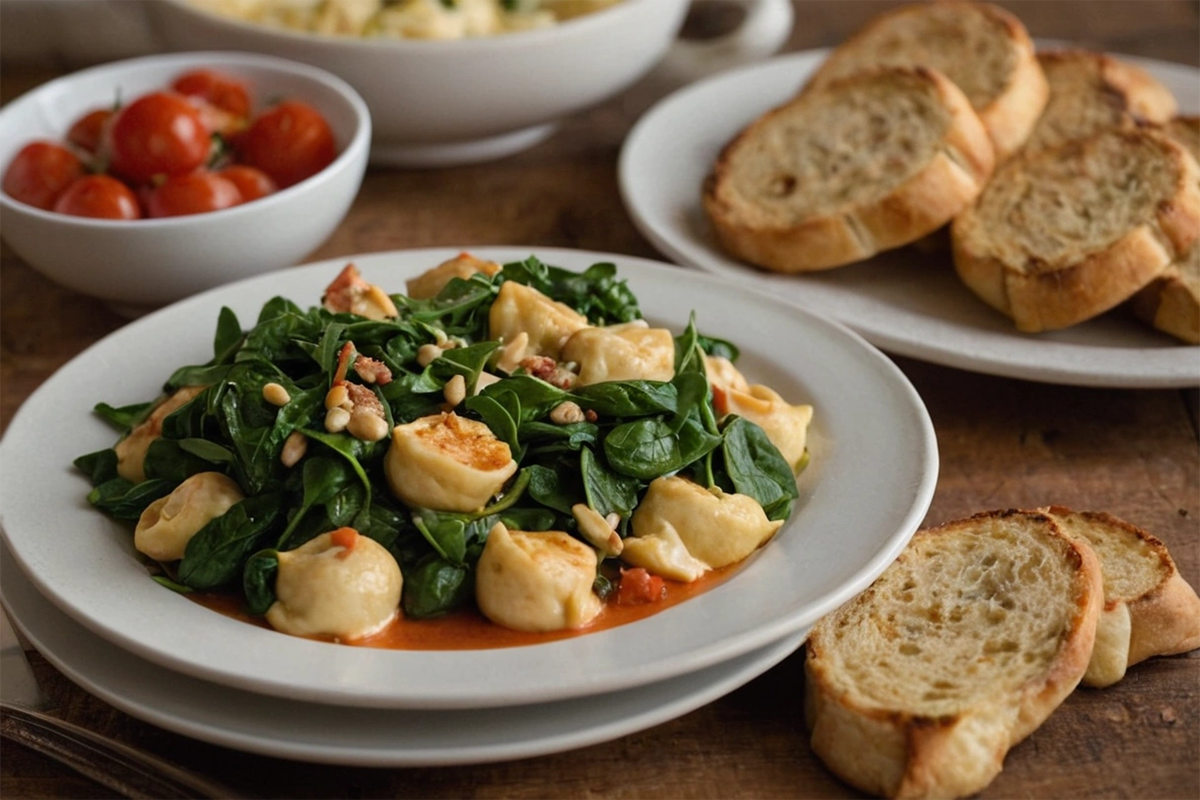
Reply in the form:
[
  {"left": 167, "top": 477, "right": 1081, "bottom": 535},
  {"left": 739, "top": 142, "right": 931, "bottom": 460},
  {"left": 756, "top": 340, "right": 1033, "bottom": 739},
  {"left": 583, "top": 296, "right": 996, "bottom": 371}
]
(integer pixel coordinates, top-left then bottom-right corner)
[
  {"left": 703, "top": 66, "right": 995, "bottom": 273},
  {"left": 1130, "top": 116, "right": 1200, "bottom": 343},
  {"left": 1023, "top": 50, "right": 1178, "bottom": 155},
  {"left": 803, "top": 0, "right": 1047, "bottom": 159},
  {"left": 1043, "top": 506, "right": 1200, "bottom": 687},
  {"left": 951, "top": 126, "right": 1200, "bottom": 332},
  {"left": 804, "top": 510, "right": 1102, "bottom": 799}
]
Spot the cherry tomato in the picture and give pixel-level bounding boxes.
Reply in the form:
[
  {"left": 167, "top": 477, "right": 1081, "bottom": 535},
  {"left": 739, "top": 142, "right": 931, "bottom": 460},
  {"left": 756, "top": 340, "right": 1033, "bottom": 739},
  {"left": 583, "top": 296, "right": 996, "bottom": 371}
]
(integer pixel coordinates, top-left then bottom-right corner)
[
  {"left": 2, "top": 141, "right": 85, "bottom": 210},
  {"left": 53, "top": 175, "right": 141, "bottom": 219},
  {"left": 238, "top": 101, "right": 336, "bottom": 189},
  {"left": 145, "top": 171, "right": 241, "bottom": 218},
  {"left": 67, "top": 108, "right": 113, "bottom": 154},
  {"left": 109, "top": 92, "right": 212, "bottom": 185},
  {"left": 171, "top": 69, "right": 252, "bottom": 119},
  {"left": 217, "top": 165, "right": 276, "bottom": 203}
]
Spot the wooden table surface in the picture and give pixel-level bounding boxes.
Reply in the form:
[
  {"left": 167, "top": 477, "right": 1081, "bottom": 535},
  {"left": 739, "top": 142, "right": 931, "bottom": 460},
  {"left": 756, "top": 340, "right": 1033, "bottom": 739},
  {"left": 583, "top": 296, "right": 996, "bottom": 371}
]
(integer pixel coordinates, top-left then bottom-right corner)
[{"left": 2, "top": 1, "right": 1198, "bottom": 798}]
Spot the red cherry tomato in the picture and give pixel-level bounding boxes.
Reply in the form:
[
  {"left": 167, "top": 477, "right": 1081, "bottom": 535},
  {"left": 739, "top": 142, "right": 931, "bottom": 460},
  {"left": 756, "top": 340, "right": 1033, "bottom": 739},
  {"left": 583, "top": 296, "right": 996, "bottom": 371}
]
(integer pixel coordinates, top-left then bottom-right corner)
[
  {"left": 145, "top": 171, "right": 241, "bottom": 218},
  {"left": 53, "top": 175, "right": 141, "bottom": 219},
  {"left": 2, "top": 141, "right": 85, "bottom": 210},
  {"left": 171, "top": 69, "right": 252, "bottom": 119},
  {"left": 67, "top": 108, "right": 113, "bottom": 154},
  {"left": 217, "top": 165, "right": 276, "bottom": 203},
  {"left": 108, "top": 92, "right": 212, "bottom": 184},
  {"left": 239, "top": 101, "right": 336, "bottom": 189}
]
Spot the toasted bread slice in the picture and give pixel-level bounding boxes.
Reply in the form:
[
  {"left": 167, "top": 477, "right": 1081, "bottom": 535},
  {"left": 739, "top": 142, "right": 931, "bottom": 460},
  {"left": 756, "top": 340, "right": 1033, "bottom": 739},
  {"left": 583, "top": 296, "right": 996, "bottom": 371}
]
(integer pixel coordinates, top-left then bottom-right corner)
[
  {"left": 1130, "top": 117, "right": 1200, "bottom": 343},
  {"left": 804, "top": 1, "right": 1047, "bottom": 159},
  {"left": 1023, "top": 50, "right": 1178, "bottom": 155},
  {"left": 804, "top": 510, "right": 1102, "bottom": 799},
  {"left": 1043, "top": 506, "right": 1200, "bottom": 687},
  {"left": 703, "top": 66, "right": 994, "bottom": 273},
  {"left": 951, "top": 127, "right": 1200, "bottom": 332}
]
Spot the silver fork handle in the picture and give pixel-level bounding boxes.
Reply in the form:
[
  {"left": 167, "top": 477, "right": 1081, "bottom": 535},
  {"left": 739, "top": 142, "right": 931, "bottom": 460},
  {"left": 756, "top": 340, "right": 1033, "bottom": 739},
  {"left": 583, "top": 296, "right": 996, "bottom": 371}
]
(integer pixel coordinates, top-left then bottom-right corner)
[{"left": 1, "top": 702, "right": 247, "bottom": 799}]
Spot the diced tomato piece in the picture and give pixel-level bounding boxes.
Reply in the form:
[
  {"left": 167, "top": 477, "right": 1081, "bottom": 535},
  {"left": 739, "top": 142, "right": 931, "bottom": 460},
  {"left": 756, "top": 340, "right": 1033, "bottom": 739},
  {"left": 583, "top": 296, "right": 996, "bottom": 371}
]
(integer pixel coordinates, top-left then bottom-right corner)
[
  {"left": 330, "top": 527, "right": 359, "bottom": 558},
  {"left": 616, "top": 567, "right": 666, "bottom": 606}
]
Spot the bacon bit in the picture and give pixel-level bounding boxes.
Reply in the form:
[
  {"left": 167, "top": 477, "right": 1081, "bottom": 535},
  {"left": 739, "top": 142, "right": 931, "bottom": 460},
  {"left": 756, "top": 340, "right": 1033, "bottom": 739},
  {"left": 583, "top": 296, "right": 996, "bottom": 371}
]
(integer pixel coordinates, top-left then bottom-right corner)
[
  {"left": 519, "top": 355, "right": 577, "bottom": 390},
  {"left": 333, "top": 342, "right": 356, "bottom": 385},
  {"left": 711, "top": 384, "right": 729, "bottom": 416},
  {"left": 330, "top": 527, "right": 359, "bottom": 558},
  {"left": 584, "top": 409, "right": 598, "bottom": 423},
  {"left": 352, "top": 355, "right": 393, "bottom": 386},
  {"left": 323, "top": 264, "right": 364, "bottom": 313},
  {"left": 615, "top": 567, "right": 667, "bottom": 606},
  {"left": 345, "top": 382, "right": 384, "bottom": 417}
]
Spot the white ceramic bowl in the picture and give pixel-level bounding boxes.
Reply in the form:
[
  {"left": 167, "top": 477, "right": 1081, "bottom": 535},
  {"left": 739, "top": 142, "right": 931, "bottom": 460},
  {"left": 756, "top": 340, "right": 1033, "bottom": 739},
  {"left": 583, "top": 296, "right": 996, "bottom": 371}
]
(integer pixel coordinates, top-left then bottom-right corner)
[
  {"left": 0, "top": 51, "right": 370, "bottom": 315},
  {"left": 150, "top": 0, "right": 792, "bottom": 167}
]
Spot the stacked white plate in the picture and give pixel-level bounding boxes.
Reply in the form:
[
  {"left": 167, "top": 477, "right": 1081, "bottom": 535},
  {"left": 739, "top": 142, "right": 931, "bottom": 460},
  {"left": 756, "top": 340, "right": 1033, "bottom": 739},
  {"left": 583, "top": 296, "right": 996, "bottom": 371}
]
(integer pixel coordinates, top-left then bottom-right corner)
[{"left": 0, "top": 246, "right": 938, "bottom": 765}]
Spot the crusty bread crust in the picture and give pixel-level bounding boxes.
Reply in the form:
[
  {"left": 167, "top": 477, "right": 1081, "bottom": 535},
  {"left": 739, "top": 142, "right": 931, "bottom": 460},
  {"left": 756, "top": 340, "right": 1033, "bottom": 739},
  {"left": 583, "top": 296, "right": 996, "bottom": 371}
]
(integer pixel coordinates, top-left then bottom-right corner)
[
  {"left": 1044, "top": 506, "right": 1200, "bottom": 687},
  {"left": 805, "top": 510, "right": 1102, "bottom": 799},
  {"left": 951, "top": 128, "right": 1200, "bottom": 332},
  {"left": 805, "top": 1, "right": 1048, "bottom": 159},
  {"left": 1131, "top": 117, "right": 1200, "bottom": 343},
  {"left": 704, "top": 66, "right": 994, "bottom": 273},
  {"left": 1024, "top": 50, "right": 1179, "bottom": 155}
]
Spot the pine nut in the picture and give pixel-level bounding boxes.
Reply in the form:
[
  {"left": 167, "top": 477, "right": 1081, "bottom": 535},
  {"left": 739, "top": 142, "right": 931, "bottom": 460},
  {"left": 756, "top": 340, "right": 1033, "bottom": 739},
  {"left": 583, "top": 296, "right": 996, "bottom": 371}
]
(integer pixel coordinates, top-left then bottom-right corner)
[
  {"left": 280, "top": 431, "right": 308, "bottom": 467},
  {"left": 325, "top": 383, "right": 350, "bottom": 411},
  {"left": 262, "top": 382, "right": 290, "bottom": 407},
  {"left": 325, "top": 406, "right": 351, "bottom": 433},
  {"left": 605, "top": 512, "right": 621, "bottom": 530},
  {"left": 550, "top": 401, "right": 585, "bottom": 425},
  {"left": 495, "top": 331, "right": 528, "bottom": 373},
  {"left": 571, "top": 503, "right": 623, "bottom": 557},
  {"left": 416, "top": 343, "right": 442, "bottom": 367},
  {"left": 347, "top": 409, "right": 389, "bottom": 442},
  {"left": 443, "top": 374, "right": 467, "bottom": 407}
]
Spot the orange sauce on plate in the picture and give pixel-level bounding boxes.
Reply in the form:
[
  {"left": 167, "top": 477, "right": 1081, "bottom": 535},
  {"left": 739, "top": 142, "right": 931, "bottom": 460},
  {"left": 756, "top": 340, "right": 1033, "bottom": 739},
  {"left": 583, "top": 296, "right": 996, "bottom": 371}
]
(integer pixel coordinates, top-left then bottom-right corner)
[{"left": 186, "top": 566, "right": 734, "bottom": 650}]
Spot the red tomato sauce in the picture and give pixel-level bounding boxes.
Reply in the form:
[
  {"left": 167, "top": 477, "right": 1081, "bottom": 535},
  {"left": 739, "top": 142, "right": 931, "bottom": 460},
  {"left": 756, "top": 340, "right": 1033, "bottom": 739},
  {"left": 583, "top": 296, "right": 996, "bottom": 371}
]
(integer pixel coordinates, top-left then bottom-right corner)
[{"left": 186, "top": 566, "right": 735, "bottom": 650}]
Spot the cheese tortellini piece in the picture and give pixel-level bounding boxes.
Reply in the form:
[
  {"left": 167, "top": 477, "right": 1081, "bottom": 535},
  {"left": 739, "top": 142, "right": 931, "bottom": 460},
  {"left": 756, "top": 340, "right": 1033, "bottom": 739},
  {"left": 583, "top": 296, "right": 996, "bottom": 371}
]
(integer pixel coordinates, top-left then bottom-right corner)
[
  {"left": 115, "top": 385, "right": 206, "bottom": 483},
  {"left": 405, "top": 252, "right": 502, "bottom": 300},
  {"left": 488, "top": 281, "right": 588, "bottom": 360},
  {"left": 475, "top": 522, "right": 602, "bottom": 632},
  {"left": 385, "top": 412, "right": 518, "bottom": 512},
  {"left": 561, "top": 321, "right": 675, "bottom": 386},
  {"left": 623, "top": 476, "right": 783, "bottom": 581},
  {"left": 705, "top": 355, "right": 750, "bottom": 394},
  {"left": 719, "top": 385, "right": 813, "bottom": 474},
  {"left": 266, "top": 529, "right": 402, "bottom": 640},
  {"left": 134, "top": 471, "right": 244, "bottom": 562}
]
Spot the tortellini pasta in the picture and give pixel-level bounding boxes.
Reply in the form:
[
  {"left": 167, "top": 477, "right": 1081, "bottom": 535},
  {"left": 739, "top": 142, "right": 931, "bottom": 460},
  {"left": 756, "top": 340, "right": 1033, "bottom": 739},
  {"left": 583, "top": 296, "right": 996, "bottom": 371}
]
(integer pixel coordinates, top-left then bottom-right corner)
[
  {"left": 134, "top": 471, "right": 244, "bottom": 562},
  {"left": 266, "top": 528, "right": 403, "bottom": 640},
  {"left": 488, "top": 281, "right": 588, "bottom": 360},
  {"left": 405, "top": 252, "right": 502, "bottom": 300},
  {"left": 705, "top": 355, "right": 750, "bottom": 394},
  {"left": 560, "top": 321, "right": 675, "bottom": 386},
  {"left": 384, "top": 412, "right": 518, "bottom": 512},
  {"left": 475, "top": 522, "right": 602, "bottom": 632},
  {"left": 718, "top": 385, "right": 813, "bottom": 474},
  {"left": 623, "top": 476, "right": 783, "bottom": 581},
  {"left": 115, "top": 385, "right": 206, "bottom": 483}
]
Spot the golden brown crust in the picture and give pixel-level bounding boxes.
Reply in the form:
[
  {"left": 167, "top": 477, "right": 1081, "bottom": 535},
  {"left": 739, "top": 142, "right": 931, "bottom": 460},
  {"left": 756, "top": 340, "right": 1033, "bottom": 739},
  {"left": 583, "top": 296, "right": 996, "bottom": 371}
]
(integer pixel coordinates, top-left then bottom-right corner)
[
  {"left": 805, "top": 1, "right": 1047, "bottom": 159},
  {"left": 704, "top": 67, "right": 994, "bottom": 273},
  {"left": 805, "top": 509, "right": 1102, "bottom": 799},
  {"left": 951, "top": 128, "right": 1200, "bottom": 332}
]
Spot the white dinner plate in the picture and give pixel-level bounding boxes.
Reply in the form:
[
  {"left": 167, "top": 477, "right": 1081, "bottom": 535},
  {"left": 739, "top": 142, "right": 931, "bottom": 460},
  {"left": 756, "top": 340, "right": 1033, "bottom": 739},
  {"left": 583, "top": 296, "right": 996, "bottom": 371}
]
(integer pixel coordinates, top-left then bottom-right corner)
[
  {"left": 619, "top": 49, "right": 1200, "bottom": 388},
  {"left": 0, "top": 541, "right": 808, "bottom": 766},
  {"left": 0, "top": 247, "right": 936, "bottom": 709}
]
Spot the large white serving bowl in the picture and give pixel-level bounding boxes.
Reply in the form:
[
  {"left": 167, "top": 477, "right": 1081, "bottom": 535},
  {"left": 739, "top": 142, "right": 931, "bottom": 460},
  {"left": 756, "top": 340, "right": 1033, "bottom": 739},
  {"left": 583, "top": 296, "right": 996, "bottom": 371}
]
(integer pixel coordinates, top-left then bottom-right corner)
[
  {"left": 0, "top": 51, "right": 370, "bottom": 315},
  {"left": 149, "top": 0, "right": 791, "bottom": 167}
]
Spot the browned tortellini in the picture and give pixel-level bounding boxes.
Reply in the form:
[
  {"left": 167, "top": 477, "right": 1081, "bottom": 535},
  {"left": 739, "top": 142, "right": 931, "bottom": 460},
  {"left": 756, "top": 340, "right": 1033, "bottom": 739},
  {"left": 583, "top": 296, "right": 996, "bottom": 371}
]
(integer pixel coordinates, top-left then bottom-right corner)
[
  {"left": 384, "top": 412, "right": 518, "bottom": 512},
  {"left": 115, "top": 385, "right": 206, "bottom": 483},
  {"left": 134, "top": 471, "right": 244, "bottom": 562},
  {"left": 488, "top": 281, "right": 588, "bottom": 360},
  {"left": 405, "top": 252, "right": 502, "bottom": 300},
  {"left": 475, "top": 522, "right": 602, "bottom": 632}
]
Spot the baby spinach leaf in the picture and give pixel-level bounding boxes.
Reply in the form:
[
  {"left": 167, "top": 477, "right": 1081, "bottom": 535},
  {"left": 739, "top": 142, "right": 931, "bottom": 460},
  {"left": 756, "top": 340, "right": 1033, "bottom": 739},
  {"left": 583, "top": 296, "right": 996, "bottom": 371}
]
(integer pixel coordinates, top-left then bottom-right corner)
[
  {"left": 86, "top": 477, "right": 173, "bottom": 520},
  {"left": 499, "top": 507, "right": 559, "bottom": 531},
  {"left": 92, "top": 401, "right": 153, "bottom": 431},
  {"left": 412, "top": 512, "right": 468, "bottom": 565},
  {"left": 151, "top": 575, "right": 194, "bottom": 595},
  {"left": 177, "top": 493, "right": 284, "bottom": 590},
  {"left": 242, "top": 549, "right": 279, "bottom": 616},
  {"left": 142, "top": 438, "right": 220, "bottom": 485},
  {"left": 467, "top": 394, "right": 521, "bottom": 454},
  {"left": 213, "top": 306, "right": 244, "bottom": 363},
  {"left": 571, "top": 381, "right": 677, "bottom": 417},
  {"left": 580, "top": 447, "right": 640, "bottom": 518},
  {"left": 604, "top": 413, "right": 723, "bottom": 480},
  {"left": 177, "top": 438, "right": 235, "bottom": 464},
  {"left": 525, "top": 464, "right": 579, "bottom": 515},
  {"left": 475, "top": 375, "right": 566, "bottom": 422},
  {"left": 74, "top": 448, "right": 118, "bottom": 485},
  {"left": 409, "top": 341, "right": 499, "bottom": 393},
  {"left": 276, "top": 456, "right": 355, "bottom": 549},
  {"left": 315, "top": 321, "right": 349, "bottom": 377},
  {"left": 695, "top": 334, "right": 739, "bottom": 362},
  {"left": 403, "top": 555, "right": 472, "bottom": 619},
  {"left": 721, "top": 416, "right": 798, "bottom": 522}
]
